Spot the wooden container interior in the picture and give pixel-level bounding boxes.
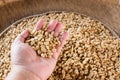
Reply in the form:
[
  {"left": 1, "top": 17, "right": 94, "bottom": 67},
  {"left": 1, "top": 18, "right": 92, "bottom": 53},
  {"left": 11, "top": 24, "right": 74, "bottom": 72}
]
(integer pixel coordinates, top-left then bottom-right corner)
[{"left": 0, "top": 0, "right": 120, "bottom": 37}]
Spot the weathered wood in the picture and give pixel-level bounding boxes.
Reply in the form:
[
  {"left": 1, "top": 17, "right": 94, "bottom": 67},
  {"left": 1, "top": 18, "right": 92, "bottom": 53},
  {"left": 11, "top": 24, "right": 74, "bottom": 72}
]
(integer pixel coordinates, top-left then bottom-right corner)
[{"left": 0, "top": 0, "right": 120, "bottom": 37}]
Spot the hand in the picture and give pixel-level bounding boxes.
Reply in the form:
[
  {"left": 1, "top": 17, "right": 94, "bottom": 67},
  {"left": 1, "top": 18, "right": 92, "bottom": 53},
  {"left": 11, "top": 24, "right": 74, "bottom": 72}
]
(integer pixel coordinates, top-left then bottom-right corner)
[{"left": 6, "top": 19, "right": 68, "bottom": 80}]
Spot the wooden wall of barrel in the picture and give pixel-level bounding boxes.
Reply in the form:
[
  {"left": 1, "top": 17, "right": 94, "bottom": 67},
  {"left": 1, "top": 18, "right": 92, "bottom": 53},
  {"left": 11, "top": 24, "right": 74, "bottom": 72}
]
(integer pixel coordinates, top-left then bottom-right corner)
[{"left": 0, "top": 0, "right": 120, "bottom": 37}]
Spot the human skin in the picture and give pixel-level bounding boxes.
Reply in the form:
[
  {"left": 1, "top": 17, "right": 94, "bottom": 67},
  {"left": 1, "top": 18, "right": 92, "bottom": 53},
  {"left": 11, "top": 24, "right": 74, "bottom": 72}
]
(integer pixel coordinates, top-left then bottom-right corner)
[
  {"left": 119, "top": 0, "right": 120, "bottom": 5},
  {"left": 5, "top": 19, "right": 68, "bottom": 80}
]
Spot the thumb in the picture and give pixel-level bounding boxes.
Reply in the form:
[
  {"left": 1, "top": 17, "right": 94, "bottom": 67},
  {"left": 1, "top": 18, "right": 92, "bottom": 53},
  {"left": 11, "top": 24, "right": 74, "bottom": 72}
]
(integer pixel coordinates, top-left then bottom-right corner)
[{"left": 14, "top": 30, "right": 29, "bottom": 43}]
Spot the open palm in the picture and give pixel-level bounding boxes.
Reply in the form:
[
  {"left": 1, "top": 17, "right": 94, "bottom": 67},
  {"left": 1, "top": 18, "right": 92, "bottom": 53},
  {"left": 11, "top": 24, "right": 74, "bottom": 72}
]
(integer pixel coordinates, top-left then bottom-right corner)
[{"left": 11, "top": 19, "right": 68, "bottom": 80}]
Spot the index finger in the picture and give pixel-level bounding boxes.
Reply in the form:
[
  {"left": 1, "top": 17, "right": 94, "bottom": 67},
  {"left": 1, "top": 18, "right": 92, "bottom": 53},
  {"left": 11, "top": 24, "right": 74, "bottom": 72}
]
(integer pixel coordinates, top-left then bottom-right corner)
[{"left": 33, "top": 19, "right": 45, "bottom": 31}]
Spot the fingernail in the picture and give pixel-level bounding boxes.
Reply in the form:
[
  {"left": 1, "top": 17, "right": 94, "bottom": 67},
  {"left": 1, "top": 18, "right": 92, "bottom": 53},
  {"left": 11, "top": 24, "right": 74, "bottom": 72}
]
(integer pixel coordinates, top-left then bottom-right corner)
[
  {"left": 48, "top": 20, "right": 58, "bottom": 32},
  {"left": 35, "top": 19, "right": 45, "bottom": 30},
  {"left": 54, "top": 23, "right": 63, "bottom": 37},
  {"left": 62, "top": 32, "right": 68, "bottom": 40}
]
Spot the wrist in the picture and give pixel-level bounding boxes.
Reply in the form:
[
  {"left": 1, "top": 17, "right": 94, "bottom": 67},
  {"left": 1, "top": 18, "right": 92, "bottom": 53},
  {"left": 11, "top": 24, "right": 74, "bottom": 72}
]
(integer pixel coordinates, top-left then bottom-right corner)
[{"left": 6, "top": 66, "right": 40, "bottom": 80}]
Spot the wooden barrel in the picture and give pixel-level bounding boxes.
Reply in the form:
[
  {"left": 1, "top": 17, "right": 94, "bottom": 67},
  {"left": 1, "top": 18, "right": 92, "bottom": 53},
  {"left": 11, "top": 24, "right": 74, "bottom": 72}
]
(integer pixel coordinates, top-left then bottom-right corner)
[{"left": 0, "top": 0, "right": 120, "bottom": 37}]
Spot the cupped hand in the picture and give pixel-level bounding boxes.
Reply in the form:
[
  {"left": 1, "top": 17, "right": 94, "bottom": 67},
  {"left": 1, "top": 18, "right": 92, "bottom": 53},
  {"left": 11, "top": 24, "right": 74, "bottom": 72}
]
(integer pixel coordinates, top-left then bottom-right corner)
[{"left": 10, "top": 19, "right": 68, "bottom": 80}]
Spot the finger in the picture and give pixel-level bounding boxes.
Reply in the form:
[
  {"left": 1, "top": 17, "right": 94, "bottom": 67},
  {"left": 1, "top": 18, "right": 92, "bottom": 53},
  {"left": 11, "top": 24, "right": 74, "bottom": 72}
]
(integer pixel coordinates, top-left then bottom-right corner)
[
  {"left": 34, "top": 19, "right": 45, "bottom": 31},
  {"left": 57, "top": 32, "right": 69, "bottom": 53},
  {"left": 47, "top": 20, "right": 58, "bottom": 32},
  {"left": 52, "top": 32, "right": 69, "bottom": 59},
  {"left": 54, "top": 22, "right": 63, "bottom": 37},
  {"left": 15, "top": 29, "right": 29, "bottom": 43},
  {"left": 119, "top": 0, "right": 120, "bottom": 6}
]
